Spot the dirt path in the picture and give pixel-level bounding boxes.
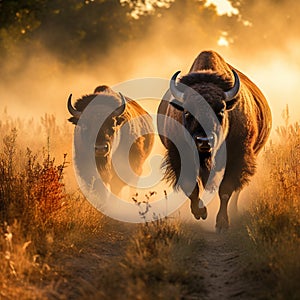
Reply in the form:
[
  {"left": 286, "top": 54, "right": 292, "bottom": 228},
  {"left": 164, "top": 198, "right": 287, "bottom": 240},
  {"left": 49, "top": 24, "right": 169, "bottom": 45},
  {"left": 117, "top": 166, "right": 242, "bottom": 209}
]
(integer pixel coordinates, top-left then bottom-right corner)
[
  {"left": 49, "top": 223, "right": 132, "bottom": 299},
  {"left": 185, "top": 227, "right": 261, "bottom": 300},
  {"left": 49, "top": 222, "right": 261, "bottom": 299}
]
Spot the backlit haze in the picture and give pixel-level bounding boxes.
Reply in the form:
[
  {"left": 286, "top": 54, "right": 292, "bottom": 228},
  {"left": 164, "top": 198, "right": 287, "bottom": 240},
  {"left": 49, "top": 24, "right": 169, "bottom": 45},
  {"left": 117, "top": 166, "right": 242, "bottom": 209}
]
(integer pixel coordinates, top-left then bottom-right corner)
[
  {"left": 1, "top": 0, "right": 299, "bottom": 226},
  {"left": 1, "top": 0, "right": 299, "bottom": 127}
]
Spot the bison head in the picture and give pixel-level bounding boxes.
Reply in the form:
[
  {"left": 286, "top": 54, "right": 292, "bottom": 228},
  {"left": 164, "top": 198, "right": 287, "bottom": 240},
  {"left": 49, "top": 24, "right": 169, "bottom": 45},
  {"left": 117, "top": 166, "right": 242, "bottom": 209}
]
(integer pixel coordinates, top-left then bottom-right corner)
[
  {"left": 67, "top": 88, "right": 127, "bottom": 181},
  {"left": 169, "top": 70, "right": 240, "bottom": 157}
]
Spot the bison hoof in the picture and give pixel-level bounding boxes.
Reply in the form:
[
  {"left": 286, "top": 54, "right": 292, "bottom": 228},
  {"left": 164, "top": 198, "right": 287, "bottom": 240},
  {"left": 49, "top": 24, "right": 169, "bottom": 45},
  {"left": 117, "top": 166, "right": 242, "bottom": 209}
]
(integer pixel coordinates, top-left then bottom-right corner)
[
  {"left": 192, "top": 206, "right": 207, "bottom": 220},
  {"left": 200, "top": 207, "right": 207, "bottom": 220},
  {"left": 215, "top": 225, "right": 229, "bottom": 234}
]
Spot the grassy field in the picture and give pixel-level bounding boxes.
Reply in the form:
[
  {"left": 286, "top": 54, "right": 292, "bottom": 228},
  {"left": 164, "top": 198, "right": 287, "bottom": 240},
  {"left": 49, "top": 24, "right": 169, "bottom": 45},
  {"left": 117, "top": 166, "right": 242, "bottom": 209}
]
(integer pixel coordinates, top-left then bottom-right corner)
[
  {"left": 0, "top": 113, "right": 201, "bottom": 299},
  {"left": 233, "top": 106, "right": 300, "bottom": 299},
  {"left": 0, "top": 108, "right": 299, "bottom": 299},
  {"left": 0, "top": 114, "right": 104, "bottom": 298}
]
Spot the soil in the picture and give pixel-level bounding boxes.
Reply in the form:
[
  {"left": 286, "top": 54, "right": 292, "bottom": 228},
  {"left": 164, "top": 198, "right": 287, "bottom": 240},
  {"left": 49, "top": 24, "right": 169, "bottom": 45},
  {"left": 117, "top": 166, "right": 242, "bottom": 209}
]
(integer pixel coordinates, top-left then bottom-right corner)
[
  {"left": 48, "top": 222, "right": 133, "bottom": 299},
  {"left": 185, "top": 229, "right": 263, "bottom": 300},
  {"left": 49, "top": 222, "right": 263, "bottom": 300}
]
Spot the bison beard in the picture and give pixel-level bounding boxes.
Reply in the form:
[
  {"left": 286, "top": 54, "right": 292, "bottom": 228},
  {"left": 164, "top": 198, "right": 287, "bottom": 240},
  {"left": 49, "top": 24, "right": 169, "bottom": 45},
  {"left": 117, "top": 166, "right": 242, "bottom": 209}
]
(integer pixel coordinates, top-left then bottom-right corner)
[
  {"left": 199, "top": 152, "right": 213, "bottom": 184},
  {"left": 157, "top": 50, "right": 272, "bottom": 232}
]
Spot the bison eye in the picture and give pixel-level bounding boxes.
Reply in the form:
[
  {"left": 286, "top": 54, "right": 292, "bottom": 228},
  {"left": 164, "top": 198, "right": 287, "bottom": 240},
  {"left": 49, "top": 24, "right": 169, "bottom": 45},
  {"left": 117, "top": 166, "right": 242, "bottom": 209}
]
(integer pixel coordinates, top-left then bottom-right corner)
[{"left": 218, "top": 109, "right": 225, "bottom": 117}]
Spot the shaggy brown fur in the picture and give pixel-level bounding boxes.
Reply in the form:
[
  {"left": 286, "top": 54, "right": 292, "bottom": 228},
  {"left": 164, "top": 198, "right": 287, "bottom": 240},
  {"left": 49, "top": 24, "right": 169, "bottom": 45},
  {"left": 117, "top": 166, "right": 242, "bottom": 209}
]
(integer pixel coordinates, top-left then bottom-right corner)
[{"left": 157, "top": 50, "right": 272, "bottom": 231}]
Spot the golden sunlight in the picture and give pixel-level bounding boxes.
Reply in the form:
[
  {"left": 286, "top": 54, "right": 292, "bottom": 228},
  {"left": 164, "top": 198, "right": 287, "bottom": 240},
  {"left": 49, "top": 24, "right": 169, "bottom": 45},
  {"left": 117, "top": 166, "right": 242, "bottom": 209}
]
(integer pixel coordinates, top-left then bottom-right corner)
[
  {"left": 217, "top": 36, "right": 229, "bottom": 47},
  {"left": 205, "top": 0, "right": 239, "bottom": 16}
]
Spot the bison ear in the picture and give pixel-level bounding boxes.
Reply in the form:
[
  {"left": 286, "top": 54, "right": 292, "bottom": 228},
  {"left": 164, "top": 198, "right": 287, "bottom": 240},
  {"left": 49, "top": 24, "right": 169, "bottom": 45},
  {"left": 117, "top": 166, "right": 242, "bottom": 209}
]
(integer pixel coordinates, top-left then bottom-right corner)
[
  {"left": 170, "top": 99, "right": 184, "bottom": 111},
  {"left": 113, "top": 103, "right": 126, "bottom": 126},
  {"left": 113, "top": 92, "right": 127, "bottom": 126},
  {"left": 225, "top": 97, "right": 239, "bottom": 111},
  {"left": 68, "top": 117, "right": 79, "bottom": 125}
]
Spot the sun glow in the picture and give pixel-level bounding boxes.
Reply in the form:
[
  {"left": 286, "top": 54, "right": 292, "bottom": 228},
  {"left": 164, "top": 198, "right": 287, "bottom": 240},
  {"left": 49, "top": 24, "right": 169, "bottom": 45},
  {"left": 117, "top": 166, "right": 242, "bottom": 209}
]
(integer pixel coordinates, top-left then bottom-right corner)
[
  {"left": 217, "top": 36, "right": 229, "bottom": 47},
  {"left": 205, "top": 0, "right": 239, "bottom": 16}
]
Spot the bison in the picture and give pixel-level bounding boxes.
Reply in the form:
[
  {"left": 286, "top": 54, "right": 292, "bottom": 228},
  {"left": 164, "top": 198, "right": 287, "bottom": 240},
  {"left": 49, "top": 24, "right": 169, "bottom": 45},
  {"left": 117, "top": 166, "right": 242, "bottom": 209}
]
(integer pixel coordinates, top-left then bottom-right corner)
[
  {"left": 68, "top": 85, "right": 154, "bottom": 196},
  {"left": 157, "top": 50, "right": 272, "bottom": 231}
]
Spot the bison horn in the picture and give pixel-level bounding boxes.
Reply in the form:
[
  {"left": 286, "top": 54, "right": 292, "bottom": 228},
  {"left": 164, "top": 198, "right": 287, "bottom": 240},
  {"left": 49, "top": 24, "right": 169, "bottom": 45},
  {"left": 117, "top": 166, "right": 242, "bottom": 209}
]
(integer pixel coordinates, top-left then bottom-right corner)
[
  {"left": 67, "top": 94, "right": 81, "bottom": 118},
  {"left": 119, "top": 92, "right": 127, "bottom": 106},
  {"left": 224, "top": 69, "right": 240, "bottom": 101},
  {"left": 170, "top": 71, "right": 184, "bottom": 103},
  {"left": 115, "top": 92, "right": 126, "bottom": 115}
]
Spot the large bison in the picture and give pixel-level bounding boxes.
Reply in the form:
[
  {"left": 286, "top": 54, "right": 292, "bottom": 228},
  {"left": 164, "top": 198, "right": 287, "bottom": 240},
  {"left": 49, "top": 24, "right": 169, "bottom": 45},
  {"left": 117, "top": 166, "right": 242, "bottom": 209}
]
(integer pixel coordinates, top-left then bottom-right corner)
[
  {"left": 157, "top": 50, "right": 272, "bottom": 231},
  {"left": 68, "top": 85, "right": 154, "bottom": 196}
]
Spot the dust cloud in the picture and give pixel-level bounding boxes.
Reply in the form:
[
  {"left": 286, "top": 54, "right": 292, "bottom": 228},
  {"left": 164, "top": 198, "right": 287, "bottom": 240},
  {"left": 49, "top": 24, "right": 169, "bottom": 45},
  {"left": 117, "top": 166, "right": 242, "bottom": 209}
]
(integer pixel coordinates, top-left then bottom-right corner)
[
  {"left": 1, "top": 1, "right": 299, "bottom": 227},
  {"left": 1, "top": 2, "right": 299, "bottom": 126},
  {"left": 1, "top": 44, "right": 299, "bottom": 127}
]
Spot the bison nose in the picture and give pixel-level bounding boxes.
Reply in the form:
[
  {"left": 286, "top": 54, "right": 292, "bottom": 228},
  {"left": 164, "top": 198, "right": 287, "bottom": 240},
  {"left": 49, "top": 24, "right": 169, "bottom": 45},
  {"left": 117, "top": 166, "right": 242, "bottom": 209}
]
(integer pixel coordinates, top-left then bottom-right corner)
[{"left": 194, "top": 135, "right": 214, "bottom": 152}]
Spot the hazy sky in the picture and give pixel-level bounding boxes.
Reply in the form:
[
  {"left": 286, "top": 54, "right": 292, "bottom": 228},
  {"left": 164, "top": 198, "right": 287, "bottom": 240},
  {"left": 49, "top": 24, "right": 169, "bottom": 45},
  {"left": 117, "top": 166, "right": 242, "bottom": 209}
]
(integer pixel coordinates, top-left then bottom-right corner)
[{"left": 1, "top": 0, "right": 299, "bottom": 129}]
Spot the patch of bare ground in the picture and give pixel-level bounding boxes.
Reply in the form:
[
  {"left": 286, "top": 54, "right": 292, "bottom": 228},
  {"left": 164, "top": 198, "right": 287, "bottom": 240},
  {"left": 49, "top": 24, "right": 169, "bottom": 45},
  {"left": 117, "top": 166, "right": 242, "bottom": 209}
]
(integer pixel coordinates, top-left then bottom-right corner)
[
  {"left": 46, "top": 219, "right": 268, "bottom": 300},
  {"left": 47, "top": 220, "right": 134, "bottom": 299},
  {"left": 182, "top": 223, "right": 266, "bottom": 300}
]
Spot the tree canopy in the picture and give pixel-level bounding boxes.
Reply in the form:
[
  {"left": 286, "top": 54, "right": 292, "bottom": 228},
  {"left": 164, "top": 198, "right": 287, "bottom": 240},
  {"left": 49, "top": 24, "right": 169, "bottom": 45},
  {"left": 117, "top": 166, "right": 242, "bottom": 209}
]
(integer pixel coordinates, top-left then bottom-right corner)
[{"left": 0, "top": 0, "right": 298, "bottom": 66}]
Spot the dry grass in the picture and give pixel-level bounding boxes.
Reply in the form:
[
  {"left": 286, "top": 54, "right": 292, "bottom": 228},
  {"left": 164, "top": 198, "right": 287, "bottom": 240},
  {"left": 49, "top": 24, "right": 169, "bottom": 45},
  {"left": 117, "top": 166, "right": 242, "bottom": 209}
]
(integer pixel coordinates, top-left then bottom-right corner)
[
  {"left": 92, "top": 216, "right": 196, "bottom": 300},
  {"left": 0, "top": 112, "right": 197, "bottom": 299},
  {"left": 0, "top": 115, "right": 105, "bottom": 299},
  {"left": 238, "top": 106, "right": 300, "bottom": 299},
  {"left": 122, "top": 218, "right": 184, "bottom": 298},
  {"left": 6, "top": 105, "right": 292, "bottom": 299},
  {"left": 6, "top": 105, "right": 300, "bottom": 299}
]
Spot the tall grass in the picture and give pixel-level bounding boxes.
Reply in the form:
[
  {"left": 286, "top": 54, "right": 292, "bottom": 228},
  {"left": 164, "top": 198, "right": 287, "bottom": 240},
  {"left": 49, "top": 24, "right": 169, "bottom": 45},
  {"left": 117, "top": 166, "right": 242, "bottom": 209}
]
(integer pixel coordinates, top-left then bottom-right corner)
[
  {"left": 0, "top": 111, "right": 196, "bottom": 299},
  {"left": 0, "top": 128, "right": 68, "bottom": 252},
  {"left": 93, "top": 216, "right": 195, "bottom": 300},
  {"left": 242, "top": 106, "right": 300, "bottom": 299},
  {"left": 0, "top": 114, "right": 105, "bottom": 299},
  {"left": 0, "top": 109, "right": 73, "bottom": 168}
]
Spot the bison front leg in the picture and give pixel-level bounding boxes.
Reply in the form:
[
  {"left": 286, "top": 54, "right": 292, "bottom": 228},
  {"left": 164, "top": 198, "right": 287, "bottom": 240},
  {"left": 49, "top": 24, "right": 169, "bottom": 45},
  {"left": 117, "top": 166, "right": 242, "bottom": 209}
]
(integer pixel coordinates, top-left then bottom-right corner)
[
  {"left": 228, "top": 190, "right": 241, "bottom": 219},
  {"left": 216, "top": 183, "right": 234, "bottom": 232},
  {"left": 189, "top": 184, "right": 207, "bottom": 220}
]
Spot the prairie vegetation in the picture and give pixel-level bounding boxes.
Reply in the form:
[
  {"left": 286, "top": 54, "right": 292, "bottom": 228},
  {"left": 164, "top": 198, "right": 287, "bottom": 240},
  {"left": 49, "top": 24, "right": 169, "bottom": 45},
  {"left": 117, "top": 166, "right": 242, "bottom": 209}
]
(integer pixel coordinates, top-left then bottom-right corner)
[
  {"left": 1, "top": 1, "right": 300, "bottom": 299},
  {"left": 235, "top": 106, "right": 300, "bottom": 299},
  {"left": 0, "top": 107, "right": 299, "bottom": 299},
  {"left": 0, "top": 112, "right": 201, "bottom": 299},
  {"left": 0, "top": 114, "right": 105, "bottom": 298},
  {"left": 93, "top": 218, "right": 202, "bottom": 300}
]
